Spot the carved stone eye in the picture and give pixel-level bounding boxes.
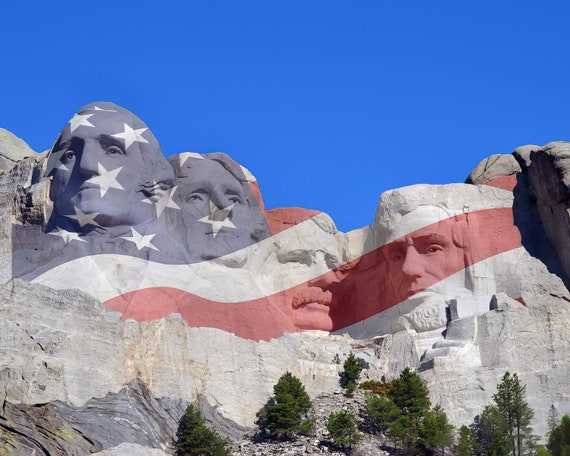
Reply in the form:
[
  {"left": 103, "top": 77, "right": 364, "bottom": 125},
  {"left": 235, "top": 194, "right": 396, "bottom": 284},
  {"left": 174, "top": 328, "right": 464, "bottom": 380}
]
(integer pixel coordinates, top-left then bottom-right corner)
[
  {"left": 106, "top": 145, "right": 124, "bottom": 155},
  {"left": 425, "top": 244, "right": 444, "bottom": 254}
]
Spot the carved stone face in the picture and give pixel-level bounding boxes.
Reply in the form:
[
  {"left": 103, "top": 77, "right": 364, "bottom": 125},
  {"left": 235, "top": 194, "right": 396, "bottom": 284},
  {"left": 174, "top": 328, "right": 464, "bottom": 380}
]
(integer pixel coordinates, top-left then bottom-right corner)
[
  {"left": 383, "top": 206, "right": 466, "bottom": 302},
  {"left": 48, "top": 103, "right": 172, "bottom": 230},
  {"left": 173, "top": 158, "right": 254, "bottom": 261},
  {"left": 267, "top": 218, "right": 343, "bottom": 331}
]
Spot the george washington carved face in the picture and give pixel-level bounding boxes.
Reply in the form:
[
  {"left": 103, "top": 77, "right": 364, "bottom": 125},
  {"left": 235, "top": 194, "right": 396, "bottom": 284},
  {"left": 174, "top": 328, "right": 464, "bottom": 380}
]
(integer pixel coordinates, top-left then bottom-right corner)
[{"left": 47, "top": 102, "right": 173, "bottom": 231}]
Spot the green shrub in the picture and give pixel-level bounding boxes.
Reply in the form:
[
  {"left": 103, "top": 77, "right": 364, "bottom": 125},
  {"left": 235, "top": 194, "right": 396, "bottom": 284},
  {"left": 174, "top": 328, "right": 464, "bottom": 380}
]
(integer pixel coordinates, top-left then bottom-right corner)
[
  {"left": 340, "top": 352, "right": 362, "bottom": 389},
  {"left": 364, "top": 391, "right": 400, "bottom": 434},
  {"left": 359, "top": 379, "right": 392, "bottom": 396},
  {"left": 257, "top": 372, "right": 314, "bottom": 439},
  {"left": 175, "top": 404, "right": 231, "bottom": 456},
  {"left": 327, "top": 410, "right": 362, "bottom": 455}
]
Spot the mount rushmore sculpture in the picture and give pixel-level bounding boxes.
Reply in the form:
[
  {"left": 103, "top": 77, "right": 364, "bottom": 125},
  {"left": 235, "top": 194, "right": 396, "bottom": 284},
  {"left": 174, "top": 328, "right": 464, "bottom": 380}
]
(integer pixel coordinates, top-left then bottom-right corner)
[{"left": 2, "top": 102, "right": 570, "bottom": 453}]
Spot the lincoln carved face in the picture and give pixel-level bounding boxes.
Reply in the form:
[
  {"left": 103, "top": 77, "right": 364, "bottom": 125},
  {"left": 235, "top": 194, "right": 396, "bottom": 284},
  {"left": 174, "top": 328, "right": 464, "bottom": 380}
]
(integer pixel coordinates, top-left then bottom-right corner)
[
  {"left": 383, "top": 206, "right": 467, "bottom": 302},
  {"left": 46, "top": 102, "right": 173, "bottom": 231}
]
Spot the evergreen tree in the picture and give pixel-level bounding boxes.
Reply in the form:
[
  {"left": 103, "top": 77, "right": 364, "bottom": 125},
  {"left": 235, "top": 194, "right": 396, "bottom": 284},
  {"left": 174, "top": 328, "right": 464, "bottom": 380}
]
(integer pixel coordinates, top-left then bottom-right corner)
[
  {"left": 256, "top": 372, "right": 314, "bottom": 439},
  {"left": 457, "top": 425, "right": 478, "bottom": 456},
  {"left": 548, "top": 414, "right": 570, "bottom": 456},
  {"left": 385, "top": 368, "right": 431, "bottom": 454},
  {"left": 388, "top": 414, "right": 415, "bottom": 453},
  {"left": 340, "top": 352, "right": 363, "bottom": 396},
  {"left": 327, "top": 410, "right": 362, "bottom": 455},
  {"left": 364, "top": 391, "right": 400, "bottom": 434},
  {"left": 548, "top": 405, "right": 561, "bottom": 441},
  {"left": 477, "top": 405, "right": 511, "bottom": 456},
  {"left": 175, "top": 404, "right": 231, "bottom": 456},
  {"left": 535, "top": 446, "right": 551, "bottom": 456},
  {"left": 388, "top": 367, "right": 431, "bottom": 419},
  {"left": 419, "top": 404, "right": 455, "bottom": 455},
  {"left": 493, "top": 372, "right": 534, "bottom": 456}
]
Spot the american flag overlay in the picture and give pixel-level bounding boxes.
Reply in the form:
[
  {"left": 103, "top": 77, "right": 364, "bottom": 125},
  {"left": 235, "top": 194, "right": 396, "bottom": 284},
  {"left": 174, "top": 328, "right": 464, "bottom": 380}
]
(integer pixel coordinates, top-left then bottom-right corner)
[{"left": 13, "top": 103, "right": 524, "bottom": 341}]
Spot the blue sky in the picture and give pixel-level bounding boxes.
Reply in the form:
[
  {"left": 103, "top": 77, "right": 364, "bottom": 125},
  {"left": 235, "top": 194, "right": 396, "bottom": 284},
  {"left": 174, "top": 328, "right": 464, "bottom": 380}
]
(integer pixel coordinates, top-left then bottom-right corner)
[{"left": 2, "top": 1, "right": 570, "bottom": 231}]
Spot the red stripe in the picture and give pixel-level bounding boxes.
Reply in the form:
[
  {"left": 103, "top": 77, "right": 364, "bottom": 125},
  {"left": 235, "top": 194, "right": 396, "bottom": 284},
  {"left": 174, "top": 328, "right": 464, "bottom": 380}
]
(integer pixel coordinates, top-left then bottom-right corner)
[
  {"left": 264, "top": 207, "right": 322, "bottom": 235},
  {"left": 104, "top": 207, "right": 521, "bottom": 341}
]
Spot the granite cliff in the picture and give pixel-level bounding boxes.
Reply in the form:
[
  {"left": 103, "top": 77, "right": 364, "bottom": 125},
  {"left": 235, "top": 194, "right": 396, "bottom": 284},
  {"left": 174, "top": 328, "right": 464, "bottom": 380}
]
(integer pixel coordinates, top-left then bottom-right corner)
[{"left": 2, "top": 103, "right": 570, "bottom": 454}]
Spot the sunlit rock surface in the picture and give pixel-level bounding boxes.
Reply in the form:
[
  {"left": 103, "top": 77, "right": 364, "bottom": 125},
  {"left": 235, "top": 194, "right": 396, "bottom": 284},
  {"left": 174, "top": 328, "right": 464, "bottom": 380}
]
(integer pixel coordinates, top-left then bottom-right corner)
[{"left": 2, "top": 103, "right": 570, "bottom": 453}]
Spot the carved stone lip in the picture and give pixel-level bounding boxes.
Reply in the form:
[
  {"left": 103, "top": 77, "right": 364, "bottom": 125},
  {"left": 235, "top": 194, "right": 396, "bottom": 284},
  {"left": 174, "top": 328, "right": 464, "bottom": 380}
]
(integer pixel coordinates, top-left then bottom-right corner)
[{"left": 291, "top": 298, "right": 331, "bottom": 310}]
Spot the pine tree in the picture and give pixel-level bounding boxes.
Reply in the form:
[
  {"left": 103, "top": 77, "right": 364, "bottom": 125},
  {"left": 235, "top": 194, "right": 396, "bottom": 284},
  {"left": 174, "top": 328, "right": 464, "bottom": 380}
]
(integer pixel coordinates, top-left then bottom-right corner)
[
  {"left": 364, "top": 391, "right": 400, "bottom": 434},
  {"left": 388, "top": 414, "right": 415, "bottom": 453},
  {"left": 388, "top": 367, "right": 431, "bottom": 419},
  {"left": 492, "top": 372, "right": 534, "bottom": 456},
  {"left": 327, "top": 410, "right": 362, "bottom": 455},
  {"left": 456, "top": 425, "right": 478, "bottom": 456},
  {"left": 385, "top": 368, "right": 431, "bottom": 454},
  {"left": 419, "top": 404, "right": 455, "bottom": 455},
  {"left": 340, "top": 352, "right": 363, "bottom": 396},
  {"left": 257, "top": 372, "right": 314, "bottom": 439},
  {"left": 477, "top": 404, "right": 511, "bottom": 456},
  {"left": 175, "top": 404, "right": 231, "bottom": 456},
  {"left": 548, "top": 414, "right": 570, "bottom": 456},
  {"left": 548, "top": 405, "right": 560, "bottom": 441}
]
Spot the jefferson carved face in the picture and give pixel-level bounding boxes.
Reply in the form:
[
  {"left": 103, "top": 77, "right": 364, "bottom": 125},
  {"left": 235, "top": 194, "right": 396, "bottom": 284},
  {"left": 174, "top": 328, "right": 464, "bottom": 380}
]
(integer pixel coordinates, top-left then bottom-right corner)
[
  {"left": 264, "top": 216, "right": 343, "bottom": 331},
  {"left": 172, "top": 157, "right": 254, "bottom": 261},
  {"left": 47, "top": 103, "right": 173, "bottom": 231},
  {"left": 383, "top": 206, "right": 466, "bottom": 302}
]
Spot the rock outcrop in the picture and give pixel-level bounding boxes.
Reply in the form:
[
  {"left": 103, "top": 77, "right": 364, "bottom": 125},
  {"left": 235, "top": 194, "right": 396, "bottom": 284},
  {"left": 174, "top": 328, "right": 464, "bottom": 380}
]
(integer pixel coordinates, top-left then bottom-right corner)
[{"left": 3, "top": 102, "right": 570, "bottom": 454}]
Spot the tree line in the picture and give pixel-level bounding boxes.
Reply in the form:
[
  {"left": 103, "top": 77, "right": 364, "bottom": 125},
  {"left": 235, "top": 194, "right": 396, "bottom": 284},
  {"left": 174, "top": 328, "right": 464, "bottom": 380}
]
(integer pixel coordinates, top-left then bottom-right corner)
[{"left": 174, "top": 352, "right": 568, "bottom": 455}]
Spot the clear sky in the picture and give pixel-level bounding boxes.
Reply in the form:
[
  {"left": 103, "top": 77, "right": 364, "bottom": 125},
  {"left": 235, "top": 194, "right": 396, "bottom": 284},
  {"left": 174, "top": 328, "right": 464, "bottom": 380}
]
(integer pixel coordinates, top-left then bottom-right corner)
[{"left": 2, "top": 1, "right": 569, "bottom": 231}]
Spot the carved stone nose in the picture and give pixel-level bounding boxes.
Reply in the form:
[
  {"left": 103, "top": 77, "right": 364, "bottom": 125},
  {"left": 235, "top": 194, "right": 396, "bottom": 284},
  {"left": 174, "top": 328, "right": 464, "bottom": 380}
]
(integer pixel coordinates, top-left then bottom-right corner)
[{"left": 308, "top": 270, "right": 337, "bottom": 290}]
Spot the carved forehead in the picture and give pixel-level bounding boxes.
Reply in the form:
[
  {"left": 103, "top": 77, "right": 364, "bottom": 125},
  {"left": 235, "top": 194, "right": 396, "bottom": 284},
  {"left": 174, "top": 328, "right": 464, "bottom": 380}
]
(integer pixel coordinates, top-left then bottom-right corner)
[
  {"left": 385, "top": 205, "right": 454, "bottom": 243},
  {"left": 274, "top": 219, "right": 339, "bottom": 254},
  {"left": 46, "top": 101, "right": 173, "bottom": 187},
  {"left": 53, "top": 102, "right": 160, "bottom": 150},
  {"left": 175, "top": 159, "right": 246, "bottom": 197}
]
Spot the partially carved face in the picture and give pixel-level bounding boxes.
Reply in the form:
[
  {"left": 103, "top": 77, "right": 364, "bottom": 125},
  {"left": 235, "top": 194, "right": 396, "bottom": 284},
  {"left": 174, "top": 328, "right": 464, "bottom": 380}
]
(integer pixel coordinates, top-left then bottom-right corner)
[
  {"left": 265, "top": 218, "right": 343, "bottom": 331},
  {"left": 173, "top": 158, "right": 253, "bottom": 261},
  {"left": 383, "top": 207, "right": 466, "bottom": 302}
]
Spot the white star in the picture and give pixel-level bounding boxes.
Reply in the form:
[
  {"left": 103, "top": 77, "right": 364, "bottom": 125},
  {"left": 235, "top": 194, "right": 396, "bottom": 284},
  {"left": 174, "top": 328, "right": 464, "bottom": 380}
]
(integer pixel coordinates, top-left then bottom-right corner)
[
  {"left": 111, "top": 123, "right": 149, "bottom": 150},
  {"left": 86, "top": 164, "right": 124, "bottom": 197},
  {"left": 48, "top": 227, "right": 87, "bottom": 244},
  {"left": 179, "top": 152, "right": 204, "bottom": 169},
  {"left": 63, "top": 207, "right": 101, "bottom": 227},
  {"left": 197, "top": 201, "right": 236, "bottom": 238},
  {"left": 121, "top": 227, "right": 159, "bottom": 251},
  {"left": 93, "top": 106, "right": 117, "bottom": 112},
  {"left": 68, "top": 113, "right": 95, "bottom": 133}
]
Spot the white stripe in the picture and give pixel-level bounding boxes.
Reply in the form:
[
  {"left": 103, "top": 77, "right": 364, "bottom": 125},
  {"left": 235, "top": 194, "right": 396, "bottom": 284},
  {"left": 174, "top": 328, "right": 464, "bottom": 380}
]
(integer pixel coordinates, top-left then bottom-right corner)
[{"left": 30, "top": 184, "right": 515, "bottom": 304}]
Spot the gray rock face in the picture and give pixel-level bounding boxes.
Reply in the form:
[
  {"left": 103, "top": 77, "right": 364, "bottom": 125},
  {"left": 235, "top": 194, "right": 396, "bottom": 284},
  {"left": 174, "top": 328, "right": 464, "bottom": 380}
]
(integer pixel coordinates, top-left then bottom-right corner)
[
  {"left": 0, "top": 380, "right": 184, "bottom": 454},
  {"left": 528, "top": 142, "right": 570, "bottom": 280},
  {"left": 466, "top": 153, "right": 521, "bottom": 185},
  {"left": 0, "top": 128, "right": 36, "bottom": 172},
  {"left": 3, "top": 108, "right": 570, "bottom": 454}
]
